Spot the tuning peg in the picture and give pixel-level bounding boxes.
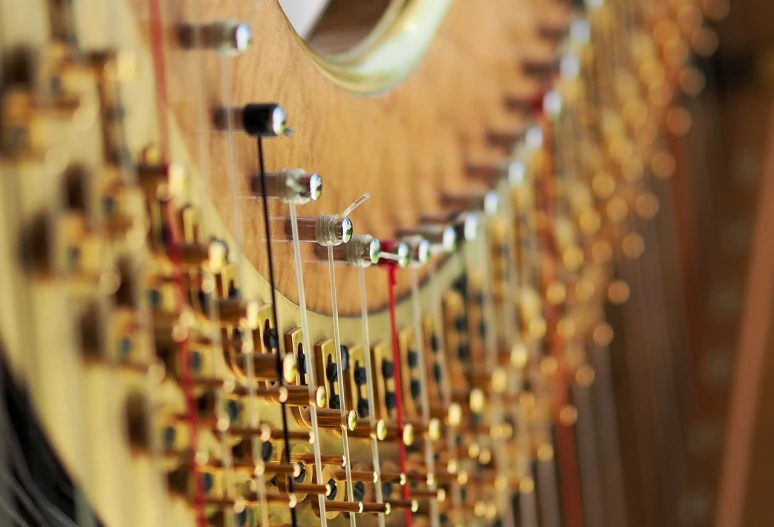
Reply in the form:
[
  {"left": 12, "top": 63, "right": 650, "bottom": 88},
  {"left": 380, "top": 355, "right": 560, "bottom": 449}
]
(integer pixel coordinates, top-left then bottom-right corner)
[
  {"left": 395, "top": 225, "right": 456, "bottom": 255},
  {"left": 178, "top": 240, "right": 227, "bottom": 270},
  {"left": 136, "top": 158, "right": 186, "bottom": 199},
  {"left": 230, "top": 351, "right": 297, "bottom": 384},
  {"left": 398, "top": 236, "right": 431, "bottom": 265},
  {"left": 487, "top": 126, "right": 527, "bottom": 149},
  {"left": 421, "top": 211, "right": 480, "bottom": 243},
  {"left": 264, "top": 427, "right": 316, "bottom": 445},
  {"left": 362, "top": 502, "right": 391, "bottom": 514},
  {"left": 324, "top": 234, "right": 381, "bottom": 267},
  {"left": 213, "top": 104, "right": 292, "bottom": 137},
  {"left": 404, "top": 418, "right": 442, "bottom": 441},
  {"left": 504, "top": 91, "right": 543, "bottom": 115},
  {"left": 376, "top": 420, "right": 416, "bottom": 446},
  {"left": 177, "top": 20, "right": 252, "bottom": 55},
  {"left": 251, "top": 169, "right": 322, "bottom": 204},
  {"left": 316, "top": 501, "right": 363, "bottom": 514},
  {"left": 440, "top": 190, "right": 499, "bottom": 216},
  {"left": 348, "top": 418, "right": 377, "bottom": 439},
  {"left": 292, "top": 453, "right": 346, "bottom": 467},
  {"left": 388, "top": 499, "right": 420, "bottom": 512},
  {"left": 282, "top": 214, "right": 352, "bottom": 246},
  {"left": 235, "top": 384, "right": 326, "bottom": 408},
  {"left": 377, "top": 239, "right": 410, "bottom": 268},
  {"left": 300, "top": 408, "right": 357, "bottom": 431},
  {"left": 331, "top": 469, "right": 378, "bottom": 484},
  {"left": 412, "top": 487, "right": 447, "bottom": 502}
]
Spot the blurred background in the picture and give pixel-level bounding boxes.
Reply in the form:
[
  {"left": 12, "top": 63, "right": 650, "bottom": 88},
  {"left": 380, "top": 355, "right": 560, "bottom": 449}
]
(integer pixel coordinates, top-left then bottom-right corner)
[{"left": 281, "top": 1, "right": 772, "bottom": 525}]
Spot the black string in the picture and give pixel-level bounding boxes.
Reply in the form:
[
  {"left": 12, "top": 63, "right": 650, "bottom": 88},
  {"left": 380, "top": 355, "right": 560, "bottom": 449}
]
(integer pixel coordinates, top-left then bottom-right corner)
[{"left": 256, "top": 137, "right": 298, "bottom": 526}]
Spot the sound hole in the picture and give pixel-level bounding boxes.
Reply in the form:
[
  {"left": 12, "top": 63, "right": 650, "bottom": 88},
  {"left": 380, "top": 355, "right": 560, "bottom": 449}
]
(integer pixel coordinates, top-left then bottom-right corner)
[{"left": 279, "top": 0, "right": 397, "bottom": 54}]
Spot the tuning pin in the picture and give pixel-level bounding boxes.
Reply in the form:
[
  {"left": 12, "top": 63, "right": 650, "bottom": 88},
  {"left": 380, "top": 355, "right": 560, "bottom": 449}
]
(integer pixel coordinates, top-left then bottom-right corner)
[
  {"left": 136, "top": 159, "right": 186, "bottom": 199},
  {"left": 505, "top": 91, "right": 543, "bottom": 115},
  {"left": 362, "top": 502, "right": 391, "bottom": 514},
  {"left": 206, "top": 298, "right": 260, "bottom": 328},
  {"left": 301, "top": 408, "right": 358, "bottom": 431},
  {"left": 276, "top": 453, "right": 331, "bottom": 499},
  {"left": 521, "top": 53, "right": 560, "bottom": 82},
  {"left": 262, "top": 462, "right": 304, "bottom": 478},
  {"left": 251, "top": 169, "right": 322, "bottom": 204},
  {"left": 429, "top": 402, "right": 462, "bottom": 427},
  {"left": 266, "top": 427, "right": 316, "bottom": 445},
  {"left": 177, "top": 20, "right": 253, "bottom": 55},
  {"left": 379, "top": 471, "right": 408, "bottom": 485},
  {"left": 239, "top": 384, "right": 325, "bottom": 408},
  {"left": 259, "top": 492, "right": 298, "bottom": 508},
  {"left": 487, "top": 125, "right": 527, "bottom": 150},
  {"left": 522, "top": 125, "right": 544, "bottom": 152},
  {"left": 399, "top": 236, "right": 432, "bottom": 265},
  {"left": 389, "top": 499, "right": 420, "bottom": 512},
  {"left": 404, "top": 418, "right": 442, "bottom": 441},
  {"left": 213, "top": 104, "right": 292, "bottom": 137},
  {"left": 542, "top": 89, "right": 563, "bottom": 120},
  {"left": 377, "top": 240, "right": 410, "bottom": 268},
  {"left": 324, "top": 234, "right": 381, "bottom": 267},
  {"left": 376, "top": 420, "right": 415, "bottom": 446},
  {"left": 292, "top": 453, "right": 346, "bottom": 467},
  {"left": 348, "top": 418, "right": 377, "bottom": 439},
  {"left": 317, "top": 501, "right": 363, "bottom": 514},
  {"left": 441, "top": 190, "right": 499, "bottom": 216},
  {"left": 230, "top": 351, "right": 297, "bottom": 384},
  {"left": 412, "top": 487, "right": 445, "bottom": 501},
  {"left": 396, "top": 225, "right": 456, "bottom": 255},
  {"left": 422, "top": 212, "right": 480, "bottom": 242},
  {"left": 331, "top": 469, "right": 378, "bottom": 484},
  {"left": 284, "top": 214, "right": 352, "bottom": 246},
  {"left": 179, "top": 240, "right": 228, "bottom": 270}
]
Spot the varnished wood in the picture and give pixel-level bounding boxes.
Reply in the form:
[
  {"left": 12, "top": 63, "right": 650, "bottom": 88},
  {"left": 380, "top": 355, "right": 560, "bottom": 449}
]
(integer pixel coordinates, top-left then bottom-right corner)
[{"left": 151, "top": 0, "right": 567, "bottom": 315}]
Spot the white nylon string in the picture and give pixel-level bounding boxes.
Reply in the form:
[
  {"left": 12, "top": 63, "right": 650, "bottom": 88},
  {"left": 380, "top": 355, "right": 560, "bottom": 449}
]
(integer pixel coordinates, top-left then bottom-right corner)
[
  {"left": 185, "top": 5, "right": 240, "bottom": 522},
  {"left": 409, "top": 267, "right": 439, "bottom": 527},
  {"left": 357, "top": 267, "right": 386, "bottom": 527},
  {"left": 476, "top": 215, "right": 515, "bottom": 527},
  {"left": 570, "top": 22, "right": 629, "bottom": 527},
  {"left": 340, "top": 193, "right": 370, "bottom": 218},
  {"left": 427, "top": 259, "right": 461, "bottom": 519},
  {"left": 289, "top": 202, "right": 328, "bottom": 524},
  {"left": 218, "top": 53, "right": 268, "bottom": 524},
  {"left": 500, "top": 179, "right": 538, "bottom": 527},
  {"left": 326, "top": 247, "right": 357, "bottom": 526}
]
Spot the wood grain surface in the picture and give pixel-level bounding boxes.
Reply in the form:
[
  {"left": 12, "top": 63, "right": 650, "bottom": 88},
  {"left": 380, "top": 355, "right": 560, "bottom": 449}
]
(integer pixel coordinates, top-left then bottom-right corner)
[{"left": 148, "top": 0, "right": 569, "bottom": 315}]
